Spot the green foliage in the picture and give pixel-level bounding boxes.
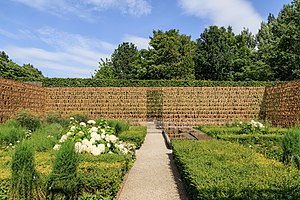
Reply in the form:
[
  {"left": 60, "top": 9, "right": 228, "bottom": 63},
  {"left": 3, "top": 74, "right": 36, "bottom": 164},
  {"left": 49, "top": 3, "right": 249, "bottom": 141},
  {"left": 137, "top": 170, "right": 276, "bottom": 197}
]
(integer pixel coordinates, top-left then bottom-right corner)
[
  {"left": 282, "top": 128, "right": 300, "bottom": 169},
  {"left": 0, "top": 120, "right": 26, "bottom": 146},
  {"left": 172, "top": 140, "right": 300, "bottom": 200},
  {"left": 110, "top": 42, "right": 140, "bottom": 79},
  {"left": 15, "top": 110, "right": 41, "bottom": 131},
  {"left": 28, "top": 123, "right": 63, "bottom": 152},
  {"left": 106, "top": 119, "right": 130, "bottom": 136},
  {"left": 11, "top": 141, "right": 40, "bottom": 200},
  {"left": 47, "top": 141, "right": 80, "bottom": 199},
  {"left": 45, "top": 111, "right": 68, "bottom": 127},
  {"left": 218, "top": 134, "right": 284, "bottom": 162},
  {"left": 69, "top": 112, "right": 89, "bottom": 123},
  {"left": 0, "top": 51, "right": 44, "bottom": 80},
  {"left": 17, "top": 77, "right": 280, "bottom": 87},
  {"left": 142, "top": 29, "right": 196, "bottom": 80},
  {"left": 118, "top": 126, "right": 147, "bottom": 149},
  {"left": 93, "top": 58, "right": 115, "bottom": 79}
]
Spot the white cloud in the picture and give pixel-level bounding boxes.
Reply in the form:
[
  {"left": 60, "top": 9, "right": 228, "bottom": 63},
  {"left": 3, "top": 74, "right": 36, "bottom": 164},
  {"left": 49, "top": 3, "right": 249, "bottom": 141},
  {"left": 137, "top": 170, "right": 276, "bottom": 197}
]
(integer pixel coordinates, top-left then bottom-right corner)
[
  {"left": 123, "top": 34, "right": 150, "bottom": 49},
  {"left": 177, "top": 0, "right": 263, "bottom": 34},
  {"left": 0, "top": 28, "right": 19, "bottom": 40},
  {"left": 12, "top": 0, "right": 152, "bottom": 18},
  {"left": 3, "top": 27, "right": 114, "bottom": 77}
]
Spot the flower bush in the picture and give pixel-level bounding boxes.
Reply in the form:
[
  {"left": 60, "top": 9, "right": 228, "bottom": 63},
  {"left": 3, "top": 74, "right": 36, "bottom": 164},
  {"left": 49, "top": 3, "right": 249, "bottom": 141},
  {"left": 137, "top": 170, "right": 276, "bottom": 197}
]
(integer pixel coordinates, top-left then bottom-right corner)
[
  {"left": 53, "top": 118, "right": 135, "bottom": 156},
  {"left": 238, "top": 120, "right": 265, "bottom": 134}
]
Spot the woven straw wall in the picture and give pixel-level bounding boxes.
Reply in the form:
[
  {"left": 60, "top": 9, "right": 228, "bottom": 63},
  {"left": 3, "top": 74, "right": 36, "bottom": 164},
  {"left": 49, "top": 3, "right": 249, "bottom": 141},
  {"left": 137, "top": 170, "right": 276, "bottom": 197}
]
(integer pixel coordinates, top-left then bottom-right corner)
[
  {"left": 262, "top": 80, "right": 300, "bottom": 127},
  {"left": 0, "top": 78, "right": 45, "bottom": 122}
]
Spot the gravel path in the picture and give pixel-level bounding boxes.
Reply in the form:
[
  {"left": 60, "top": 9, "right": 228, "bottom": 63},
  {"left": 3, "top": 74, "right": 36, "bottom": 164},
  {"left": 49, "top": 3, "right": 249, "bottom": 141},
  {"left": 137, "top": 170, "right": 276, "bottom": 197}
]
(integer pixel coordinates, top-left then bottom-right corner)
[{"left": 118, "top": 122, "right": 188, "bottom": 200}]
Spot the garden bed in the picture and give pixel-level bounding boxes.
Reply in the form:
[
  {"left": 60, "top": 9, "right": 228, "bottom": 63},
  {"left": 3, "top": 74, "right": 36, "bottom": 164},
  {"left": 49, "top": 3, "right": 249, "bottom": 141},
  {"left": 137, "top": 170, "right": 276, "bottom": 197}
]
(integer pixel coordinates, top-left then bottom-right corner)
[
  {"left": 0, "top": 115, "right": 147, "bottom": 199},
  {"left": 172, "top": 139, "right": 300, "bottom": 199}
]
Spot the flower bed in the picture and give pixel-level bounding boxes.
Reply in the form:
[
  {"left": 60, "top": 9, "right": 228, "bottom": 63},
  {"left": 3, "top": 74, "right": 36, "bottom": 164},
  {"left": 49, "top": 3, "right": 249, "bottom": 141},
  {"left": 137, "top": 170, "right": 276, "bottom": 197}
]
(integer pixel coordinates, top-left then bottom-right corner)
[
  {"left": 0, "top": 117, "right": 146, "bottom": 199},
  {"left": 172, "top": 140, "right": 300, "bottom": 199}
]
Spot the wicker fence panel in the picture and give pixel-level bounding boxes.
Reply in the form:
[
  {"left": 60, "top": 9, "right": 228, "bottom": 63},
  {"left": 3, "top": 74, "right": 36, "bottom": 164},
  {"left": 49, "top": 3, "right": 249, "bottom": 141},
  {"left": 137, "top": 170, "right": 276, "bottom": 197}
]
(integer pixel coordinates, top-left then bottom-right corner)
[
  {"left": 161, "top": 87, "right": 265, "bottom": 126},
  {"left": 262, "top": 80, "right": 300, "bottom": 127},
  {"left": 45, "top": 87, "right": 148, "bottom": 123},
  {"left": 0, "top": 78, "right": 45, "bottom": 122}
]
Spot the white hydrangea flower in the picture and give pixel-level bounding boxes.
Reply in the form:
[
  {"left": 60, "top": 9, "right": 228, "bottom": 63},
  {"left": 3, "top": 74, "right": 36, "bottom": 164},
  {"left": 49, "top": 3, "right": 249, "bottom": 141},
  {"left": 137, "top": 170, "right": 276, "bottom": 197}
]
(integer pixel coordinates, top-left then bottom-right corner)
[
  {"left": 98, "top": 144, "right": 106, "bottom": 153},
  {"left": 59, "top": 135, "right": 68, "bottom": 143},
  {"left": 82, "top": 139, "right": 90, "bottom": 146},
  {"left": 75, "top": 142, "right": 82, "bottom": 153},
  {"left": 90, "top": 132, "right": 98, "bottom": 139},
  {"left": 70, "top": 117, "right": 75, "bottom": 120},
  {"left": 66, "top": 132, "right": 72, "bottom": 136},
  {"left": 109, "top": 135, "right": 117, "bottom": 143},
  {"left": 70, "top": 126, "right": 76, "bottom": 131},
  {"left": 95, "top": 134, "right": 101, "bottom": 141},
  {"left": 87, "top": 120, "right": 96, "bottom": 125},
  {"left": 53, "top": 144, "right": 61, "bottom": 150},
  {"left": 101, "top": 129, "right": 106, "bottom": 134},
  {"left": 101, "top": 133, "right": 106, "bottom": 139},
  {"left": 91, "top": 146, "right": 102, "bottom": 156},
  {"left": 89, "top": 127, "right": 98, "bottom": 133},
  {"left": 107, "top": 143, "right": 111, "bottom": 148},
  {"left": 90, "top": 138, "right": 96, "bottom": 144},
  {"left": 80, "top": 122, "right": 86, "bottom": 127}
]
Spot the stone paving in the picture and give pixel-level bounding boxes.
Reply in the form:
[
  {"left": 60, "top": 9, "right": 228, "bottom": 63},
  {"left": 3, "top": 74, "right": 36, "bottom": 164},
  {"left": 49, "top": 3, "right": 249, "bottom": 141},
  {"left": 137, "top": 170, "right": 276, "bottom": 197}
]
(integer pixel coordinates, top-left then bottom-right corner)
[{"left": 118, "top": 122, "right": 188, "bottom": 200}]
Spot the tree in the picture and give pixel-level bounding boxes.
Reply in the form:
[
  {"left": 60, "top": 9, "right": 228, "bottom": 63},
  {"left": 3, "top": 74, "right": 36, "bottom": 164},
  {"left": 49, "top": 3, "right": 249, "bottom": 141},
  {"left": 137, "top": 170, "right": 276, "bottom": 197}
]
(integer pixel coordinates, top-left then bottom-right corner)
[
  {"left": 257, "top": 0, "right": 300, "bottom": 80},
  {"left": 93, "top": 58, "right": 114, "bottom": 79},
  {"left": 142, "top": 29, "right": 196, "bottom": 80},
  {"left": 111, "top": 42, "right": 140, "bottom": 79},
  {"left": 195, "top": 26, "right": 236, "bottom": 80},
  {"left": 0, "top": 51, "right": 44, "bottom": 79}
]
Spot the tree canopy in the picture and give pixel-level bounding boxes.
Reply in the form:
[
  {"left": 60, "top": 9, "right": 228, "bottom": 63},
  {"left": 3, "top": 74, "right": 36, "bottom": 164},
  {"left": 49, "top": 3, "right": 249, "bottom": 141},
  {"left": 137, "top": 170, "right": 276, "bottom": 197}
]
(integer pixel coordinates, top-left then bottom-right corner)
[{"left": 0, "top": 51, "right": 44, "bottom": 80}]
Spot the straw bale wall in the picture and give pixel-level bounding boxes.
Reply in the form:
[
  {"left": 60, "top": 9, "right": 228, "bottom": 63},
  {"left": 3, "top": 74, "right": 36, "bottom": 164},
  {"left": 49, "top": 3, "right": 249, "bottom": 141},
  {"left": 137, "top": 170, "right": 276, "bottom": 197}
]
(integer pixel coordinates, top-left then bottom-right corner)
[
  {"left": 0, "top": 78, "right": 45, "bottom": 122},
  {"left": 262, "top": 80, "right": 300, "bottom": 127}
]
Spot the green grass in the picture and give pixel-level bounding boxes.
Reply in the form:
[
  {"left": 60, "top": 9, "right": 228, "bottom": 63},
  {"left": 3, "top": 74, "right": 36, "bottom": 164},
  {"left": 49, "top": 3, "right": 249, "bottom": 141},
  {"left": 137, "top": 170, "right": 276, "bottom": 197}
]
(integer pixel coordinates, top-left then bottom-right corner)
[
  {"left": 0, "top": 120, "right": 26, "bottom": 146},
  {"left": 172, "top": 140, "right": 300, "bottom": 200}
]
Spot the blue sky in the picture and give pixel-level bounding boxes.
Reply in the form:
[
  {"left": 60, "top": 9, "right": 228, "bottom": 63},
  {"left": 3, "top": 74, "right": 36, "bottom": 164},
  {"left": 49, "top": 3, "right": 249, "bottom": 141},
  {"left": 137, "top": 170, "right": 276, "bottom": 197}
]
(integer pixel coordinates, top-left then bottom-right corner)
[{"left": 0, "top": 0, "right": 292, "bottom": 78}]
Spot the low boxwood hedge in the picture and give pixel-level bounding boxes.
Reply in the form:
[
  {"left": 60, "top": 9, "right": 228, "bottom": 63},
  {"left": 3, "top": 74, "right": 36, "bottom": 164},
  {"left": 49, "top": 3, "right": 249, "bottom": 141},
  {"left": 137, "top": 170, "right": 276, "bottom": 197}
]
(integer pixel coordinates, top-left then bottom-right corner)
[
  {"left": 172, "top": 140, "right": 300, "bottom": 200},
  {"left": 118, "top": 126, "right": 147, "bottom": 149}
]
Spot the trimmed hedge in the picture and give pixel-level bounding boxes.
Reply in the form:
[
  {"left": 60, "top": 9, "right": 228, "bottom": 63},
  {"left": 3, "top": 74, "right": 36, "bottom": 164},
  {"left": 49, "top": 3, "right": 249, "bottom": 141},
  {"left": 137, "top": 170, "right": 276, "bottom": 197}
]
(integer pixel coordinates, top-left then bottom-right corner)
[
  {"left": 118, "top": 126, "right": 147, "bottom": 149},
  {"left": 17, "top": 78, "right": 280, "bottom": 87},
  {"left": 172, "top": 140, "right": 300, "bottom": 200},
  {"left": 218, "top": 134, "right": 284, "bottom": 161}
]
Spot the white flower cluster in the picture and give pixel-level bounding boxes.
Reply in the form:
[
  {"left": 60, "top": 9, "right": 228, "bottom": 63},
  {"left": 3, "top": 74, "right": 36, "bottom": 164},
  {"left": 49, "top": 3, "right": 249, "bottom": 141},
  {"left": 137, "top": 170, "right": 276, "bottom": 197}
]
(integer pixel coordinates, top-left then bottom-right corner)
[
  {"left": 53, "top": 118, "right": 134, "bottom": 156},
  {"left": 250, "top": 120, "right": 265, "bottom": 129}
]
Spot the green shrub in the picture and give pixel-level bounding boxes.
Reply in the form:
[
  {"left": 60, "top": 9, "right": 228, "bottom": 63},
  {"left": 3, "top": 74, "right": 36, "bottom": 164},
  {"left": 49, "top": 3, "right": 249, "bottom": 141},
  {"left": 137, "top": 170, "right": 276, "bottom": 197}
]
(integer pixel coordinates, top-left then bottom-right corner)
[
  {"left": 107, "top": 119, "right": 130, "bottom": 136},
  {"left": 282, "top": 128, "right": 300, "bottom": 169},
  {"left": 172, "top": 140, "right": 300, "bottom": 200},
  {"left": 0, "top": 120, "right": 26, "bottom": 146},
  {"left": 79, "top": 162, "right": 124, "bottom": 199},
  {"left": 28, "top": 123, "right": 63, "bottom": 152},
  {"left": 47, "top": 141, "right": 80, "bottom": 199},
  {"left": 17, "top": 78, "right": 280, "bottom": 87},
  {"left": 11, "top": 141, "right": 40, "bottom": 200},
  {"left": 45, "top": 111, "right": 68, "bottom": 127},
  {"left": 218, "top": 134, "right": 283, "bottom": 161},
  {"left": 15, "top": 110, "right": 41, "bottom": 131},
  {"left": 69, "top": 112, "right": 89, "bottom": 124},
  {"left": 118, "top": 126, "right": 147, "bottom": 149}
]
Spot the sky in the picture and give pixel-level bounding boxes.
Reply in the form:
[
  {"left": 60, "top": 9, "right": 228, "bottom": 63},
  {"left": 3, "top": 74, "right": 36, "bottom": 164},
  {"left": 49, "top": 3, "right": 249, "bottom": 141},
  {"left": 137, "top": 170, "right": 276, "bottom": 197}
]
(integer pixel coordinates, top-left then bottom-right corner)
[{"left": 0, "top": 0, "right": 293, "bottom": 78}]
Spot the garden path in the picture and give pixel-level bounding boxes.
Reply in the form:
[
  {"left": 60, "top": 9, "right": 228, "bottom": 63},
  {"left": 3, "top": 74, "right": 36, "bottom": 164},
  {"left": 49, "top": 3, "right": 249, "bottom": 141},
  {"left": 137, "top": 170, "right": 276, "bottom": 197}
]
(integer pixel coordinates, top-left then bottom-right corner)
[{"left": 118, "top": 122, "right": 188, "bottom": 200}]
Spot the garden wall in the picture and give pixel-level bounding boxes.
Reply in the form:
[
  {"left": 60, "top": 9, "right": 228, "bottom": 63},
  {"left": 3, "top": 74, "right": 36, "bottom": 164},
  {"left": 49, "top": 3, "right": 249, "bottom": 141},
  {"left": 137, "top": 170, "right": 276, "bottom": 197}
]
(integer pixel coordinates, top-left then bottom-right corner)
[
  {"left": 0, "top": 78, "right": 46, "bottom": 123},
  {"left": 262, "top": 80, "right": 300, "bottom": 127},
  {"left": 0, "top": 78, "right": 266, "bottom": 126}
]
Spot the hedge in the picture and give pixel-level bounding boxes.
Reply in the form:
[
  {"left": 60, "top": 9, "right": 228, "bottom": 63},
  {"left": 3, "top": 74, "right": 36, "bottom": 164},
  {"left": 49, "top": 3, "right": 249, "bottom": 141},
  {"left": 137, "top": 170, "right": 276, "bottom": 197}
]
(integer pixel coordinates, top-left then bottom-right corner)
[
  {"left": 118, "top": 126, "right": 147, "bottom": 149},
  {"left": 16, "top": 78, "right": 281, "bottom": 87},
  {"left": 217, "top": 134, "right": 284, "bottom": 161},
  {"left": 172, "top": 140, "right": 300, "bottom": 200}
]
